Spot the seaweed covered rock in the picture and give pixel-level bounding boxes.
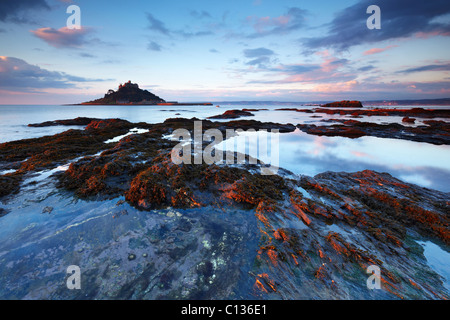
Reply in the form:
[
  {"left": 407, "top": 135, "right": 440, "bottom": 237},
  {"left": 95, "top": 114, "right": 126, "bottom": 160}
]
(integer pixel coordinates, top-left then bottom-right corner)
[
  {"left": 208, "top": 109, "right": 255, "bottom": 119},
  {"left": 28, "top": 117, "right": 101, "bottom": 127},
  {"left": 297, "top": 119, "right": 450, "bottom": 145},
  {"left": 321, "top": 100, "right": 363, "bottom": 108},
  {"left": 0, "top": 174, "right": 22, "bottom": 199}
]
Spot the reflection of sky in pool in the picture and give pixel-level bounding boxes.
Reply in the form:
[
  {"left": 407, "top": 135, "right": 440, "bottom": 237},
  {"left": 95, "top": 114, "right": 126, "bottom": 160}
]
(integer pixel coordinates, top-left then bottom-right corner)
[
  {"left": 216, "top": 129, "right": 450, "bottom": 192},
  {"left": 418, "top": 241, "right": 450, "bottom": 292}
]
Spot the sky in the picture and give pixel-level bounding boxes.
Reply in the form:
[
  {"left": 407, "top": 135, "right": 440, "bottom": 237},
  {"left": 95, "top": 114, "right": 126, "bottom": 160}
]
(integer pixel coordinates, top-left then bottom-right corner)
[{"left": 0, "top": 0, "right": 450, "bottom": 104}]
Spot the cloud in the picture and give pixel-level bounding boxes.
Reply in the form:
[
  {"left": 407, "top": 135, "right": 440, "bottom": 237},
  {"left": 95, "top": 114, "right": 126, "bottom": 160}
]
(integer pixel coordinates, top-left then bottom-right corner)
[
  {"left": 78, "top": 52, "right": 95, "bottom": 58},
  {"left": 177, "top": 30, "right": 213, "bottom": 38},
  {"left": 358, "top": 65, "right": 376, "bottom": 72},
  {"left": 146, "top": 13, "right": 170, "bottom": 35},
  {"left": 146, "top": 12, "right": 214, "bottom": 41},
  {"left": 271, "top": 64, "right": 320, "bottom": 75},
  {"left": 396, "top": 62, "right": 450, "bottom": 74},
  {"left": 246, "top": 7, "right": 308, "bottom": 38},
  {"left": 0, "top": 56, "right": 105, "bottom": 92},
  {"left": 148, "top": 41, "right": 162, "bottom": 51},
  {"left": 246, "top": 56, "right": 272, "bottom": 67},
  {"left": 243, "top": 47, "right": 276, "bottom": 68},
  {"left": 363, "top": 45, "right": 398, "bottom": 56},
  {"left": 31, "top": 27, "right": 92, "bottom": 48},
  {"left": 243, "top": 47, "right": 275, "bottom": 58},
  {"left": 0, "top": 0, "right": 50, "bottom": 23},
  {"left": 302, "top": 0, "right": 450, "bottom": 51},
  {"left": 190, "top": 10, "right": 212, "bottom": 20},
  {"left": 248, "top": 51, "right": 354, "bottom": 85}
]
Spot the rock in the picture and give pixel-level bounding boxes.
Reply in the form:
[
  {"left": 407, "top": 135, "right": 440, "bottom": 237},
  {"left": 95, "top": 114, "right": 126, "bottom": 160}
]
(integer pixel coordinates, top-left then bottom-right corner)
[
  {"left": 28, "top": 117, "right": 101, "bottom": 127},
  {"left": 128, "top": 253, "right": 136, "bottom": 261},
  {"left": 402, "top": 117, "right": 416, "bottom": 123},
  {"left": 0, "top": 175, "right": 22, "bottom": 199},
  {"left": 321, "top": 100, "right": 364, "bottom": 108},
  {"left": 115, "top": 200, "right": 125, "bottom": 206},
  {"left": 42, "top": 206, "right": 53, "bottom": 214},
  {"left": 297, "top": 119, "right": 450, "bottom": 145},
  {"left": 277, "top": 107, "right": 450, "bottom": 119},
  {"left": 208, "top": 109, "right": 254, "bottom": 119},
  {"left": 0, "top": 208, "right": 9, "bottom": 218}
]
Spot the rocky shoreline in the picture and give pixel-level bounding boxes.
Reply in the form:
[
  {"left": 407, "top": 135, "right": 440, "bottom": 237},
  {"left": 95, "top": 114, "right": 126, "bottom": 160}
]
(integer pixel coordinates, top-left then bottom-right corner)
[
  {"left": 0, "top": 116, "right": 448, "bottom": 299},
  {"left": 296, "top": 119, "right": 450, "bottom": 145}
]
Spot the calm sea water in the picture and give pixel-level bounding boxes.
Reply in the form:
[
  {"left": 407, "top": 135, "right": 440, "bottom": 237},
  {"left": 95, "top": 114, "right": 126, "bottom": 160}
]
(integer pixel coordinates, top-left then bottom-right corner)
[{"left": 1, "top": 104, "right": 449, "bottom": 192}]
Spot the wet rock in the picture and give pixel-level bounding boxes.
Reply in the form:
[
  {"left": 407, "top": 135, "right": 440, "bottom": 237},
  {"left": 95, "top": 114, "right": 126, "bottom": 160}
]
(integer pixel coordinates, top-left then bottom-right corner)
[
  {"left": 278, "top": 107, "right": 450, "bottom": 119},
  {"left": 42, "top": 206, "right": 53, "bottom": 214},
  {"left": 297, "top": 124, "right": 366, "bottom": 139},
  {"left": 0, "top": 174, "right": 22, "bottom": 199},
  {"left": 0, "top": 208, "right": 9, "bottom": 218},
  {"left": 321, "top": 100, "right": 364, "bottom": 108},
  {"left": 208, "top": 109, "right": 254, "bottom": 119},
  {"left": 297, "top": 120, "right": 450, "bottom": 145},
  {"left": 402, "top": 117, "right": 416, "bottom": 123},
  {"left": 242, "top": 108, "right": 268, "bottom": 112},
  {"left": 28, "top": 117, "right": 101, "bottom": 127},
  {"left": 115, "top": 200, "right": 125, "bottom": 206}
]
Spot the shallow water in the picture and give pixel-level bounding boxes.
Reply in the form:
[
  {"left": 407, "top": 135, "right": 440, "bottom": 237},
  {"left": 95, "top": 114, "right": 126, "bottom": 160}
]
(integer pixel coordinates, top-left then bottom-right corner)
[
  {"left": 418, "top": 241, "right": 450, "bottom": 292},
  {"left": 0, "top": 172, "right": 260, "bottom": 299},
  {"left": 215, "top": 128, "right": 450, "bottom": 192}
]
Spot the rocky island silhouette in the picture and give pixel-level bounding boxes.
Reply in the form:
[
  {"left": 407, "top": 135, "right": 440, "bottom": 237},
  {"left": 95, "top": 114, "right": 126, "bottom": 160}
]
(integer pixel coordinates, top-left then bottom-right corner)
[{"left": 78, "top": 81, "right": 212, "bottom": 106}]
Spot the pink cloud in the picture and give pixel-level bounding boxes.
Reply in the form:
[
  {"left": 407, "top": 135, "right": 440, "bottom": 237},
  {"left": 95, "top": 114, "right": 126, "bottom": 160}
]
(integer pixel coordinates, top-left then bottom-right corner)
[
  {"left": 351, "top": 151, "right": 373, "bottom": 159},
  {"left": 415, "top": 31, "right": 450, "bottom": 39},
  {"left": 250, "top": 15, "right": 290, "bottom": 33},
  {"left": 363, "top": 45, "right": 398, "bottom": 56},
  {"left": 246, "top": 7, "right": 306, "bottom": 37},
  {"left": 31, "top": 26, "right": 91, "bottom": 48}
]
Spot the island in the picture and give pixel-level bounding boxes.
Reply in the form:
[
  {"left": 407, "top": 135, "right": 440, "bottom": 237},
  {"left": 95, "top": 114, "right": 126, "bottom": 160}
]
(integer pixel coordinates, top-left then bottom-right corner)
[{"left": 76, "top": 81, "right": 212, "bottom": 106}]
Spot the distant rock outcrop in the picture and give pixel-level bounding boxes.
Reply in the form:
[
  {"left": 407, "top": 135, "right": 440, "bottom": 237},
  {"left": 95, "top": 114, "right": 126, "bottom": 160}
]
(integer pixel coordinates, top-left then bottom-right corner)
[
  {"left": 208, "top": 109, "right": 255, "bottom": 119},
  {"left": 321, "top": 100, "right": 363, "bottom": 108},
  {"left": 81, "top": 81, "right": 165, "bottom": 105}
]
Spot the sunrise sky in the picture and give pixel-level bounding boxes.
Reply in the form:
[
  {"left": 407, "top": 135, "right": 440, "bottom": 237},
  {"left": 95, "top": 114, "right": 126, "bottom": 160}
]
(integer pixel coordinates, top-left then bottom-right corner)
[{"left": 1, "top": 0, "right": 449, "bottom": 104}]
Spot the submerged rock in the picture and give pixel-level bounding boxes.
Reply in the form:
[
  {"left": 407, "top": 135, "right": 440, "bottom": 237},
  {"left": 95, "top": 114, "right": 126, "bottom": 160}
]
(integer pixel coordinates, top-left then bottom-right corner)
[
  {"left": 402, "top": 116, "right": 416, "bottom": 123},
  {"left": 42, "top": 206, "right": 53, "bottom": 214},
  {"left": 28, "top": 117, "right": 101, "bottom": 127},
  {"left": 208, "top": 109, "right": 255, "bottom": 119},
  {"left": 0, "top": 208, "right": 8, "bottom": 218}
]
